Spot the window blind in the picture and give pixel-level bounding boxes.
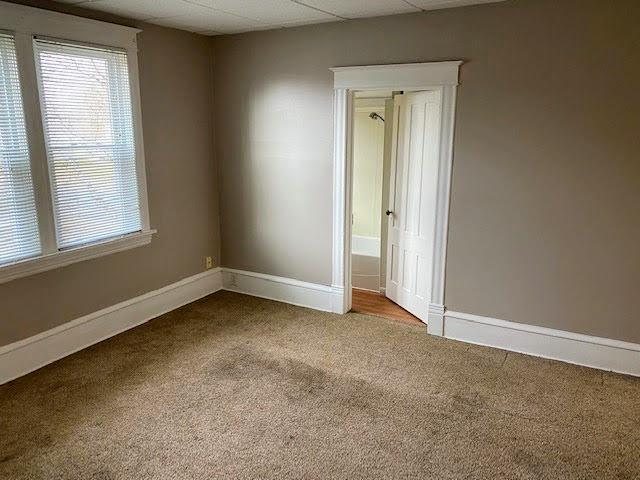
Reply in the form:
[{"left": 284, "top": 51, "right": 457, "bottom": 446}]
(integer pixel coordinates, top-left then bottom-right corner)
[
  {"left": 34, "top": 38, "right": 141, "bottom": 249},
  {"left": 0, "top": 34, "right": 41, "bottom": 265}
]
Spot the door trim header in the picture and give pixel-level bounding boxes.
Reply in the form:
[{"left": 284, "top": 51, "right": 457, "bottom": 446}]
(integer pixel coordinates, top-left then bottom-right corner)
[{"left": 330, "top": 61, "right": 462, "bottom": 89}]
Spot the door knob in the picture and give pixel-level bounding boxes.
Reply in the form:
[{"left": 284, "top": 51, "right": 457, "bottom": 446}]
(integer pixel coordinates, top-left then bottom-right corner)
[{"left": 385, "top": 210, "right": 393, "bottom": 216}]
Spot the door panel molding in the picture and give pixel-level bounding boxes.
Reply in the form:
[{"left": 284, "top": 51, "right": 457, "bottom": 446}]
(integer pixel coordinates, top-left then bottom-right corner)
[{"left": 330, "top": 61, "right": 461, "bottom": 335}]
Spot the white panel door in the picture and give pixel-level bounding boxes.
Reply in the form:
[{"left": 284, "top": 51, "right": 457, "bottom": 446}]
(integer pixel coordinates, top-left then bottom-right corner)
[{"left": 385, "top": 91, "right": 442, "bottom": 321}]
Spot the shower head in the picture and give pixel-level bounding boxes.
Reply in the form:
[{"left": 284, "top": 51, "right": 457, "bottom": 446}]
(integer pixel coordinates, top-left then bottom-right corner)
[{"left": 369, "top": 112, "right": 385, "bottom": 122}]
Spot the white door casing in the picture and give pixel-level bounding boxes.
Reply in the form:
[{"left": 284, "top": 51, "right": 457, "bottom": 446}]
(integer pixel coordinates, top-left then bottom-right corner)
[
  {"left": 385, "top": 91, "right": 442, "bottom": 322},
  {"left": 330, "top": 61, "right": 461, "bottom": 336}
]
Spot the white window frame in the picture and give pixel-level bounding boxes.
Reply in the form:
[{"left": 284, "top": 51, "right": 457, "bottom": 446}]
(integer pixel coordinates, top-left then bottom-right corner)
[{"left": 0, "top": 1, "right": 153, "bottom": 284}]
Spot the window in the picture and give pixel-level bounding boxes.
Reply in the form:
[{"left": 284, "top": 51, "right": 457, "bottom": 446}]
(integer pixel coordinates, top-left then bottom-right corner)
[
  {"left": 0, "top": 2, "right": 152, "bottom": 283},
  {"left": 34, "top": 39, "right": 141, "bottom": 249},
  {"left": 0, "top": 34, "right": 41, "bottom": 265}
]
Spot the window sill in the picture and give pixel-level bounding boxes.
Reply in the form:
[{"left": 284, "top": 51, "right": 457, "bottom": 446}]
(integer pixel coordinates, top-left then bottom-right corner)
[{"left": 0, "top": 230, "right": 156, "bottom": 285}]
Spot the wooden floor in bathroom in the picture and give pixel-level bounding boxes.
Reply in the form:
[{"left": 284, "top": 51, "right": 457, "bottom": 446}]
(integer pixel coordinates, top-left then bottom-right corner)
[{"left": 351, "top": 288, "right": 423, "bottom": 326}]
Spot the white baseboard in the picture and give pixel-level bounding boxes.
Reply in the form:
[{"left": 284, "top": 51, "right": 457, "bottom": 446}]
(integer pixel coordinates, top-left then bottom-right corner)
[
  {"left": 220, "top": 270, "right": 640, "bottom": 376},
  {"left": 222, "top": 268, "right": 335, "bottom": 312},
  {"left": 331, "top": 285, "right": 346, "bottom": 314},
  {"left": 427, "top": 303, "right": 445, "bottom": 335},
  {"left": 4, "top": 265, "right": 639, "bottom": 384},
  {"left": 443, "top": 311, "right": 640, "bottom": 377},
  {"left": 0, "top": 268, "right": 223, "bottom": 385}
]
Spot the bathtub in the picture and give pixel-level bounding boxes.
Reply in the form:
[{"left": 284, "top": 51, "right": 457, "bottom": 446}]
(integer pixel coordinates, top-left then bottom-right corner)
[{"left": 351, "top": 235, "right": 380, "bottom": 292}]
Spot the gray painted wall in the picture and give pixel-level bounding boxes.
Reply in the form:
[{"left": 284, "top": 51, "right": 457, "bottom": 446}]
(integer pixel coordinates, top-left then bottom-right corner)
[
  {"left": 0, "top": 2, "right": 220, "bottom": 346},
  {"left": 1, "top": 0, "right": 638, "bottom": 348},
  {"left": 213, "top": 0, "right": 640, "bottom": 343}
]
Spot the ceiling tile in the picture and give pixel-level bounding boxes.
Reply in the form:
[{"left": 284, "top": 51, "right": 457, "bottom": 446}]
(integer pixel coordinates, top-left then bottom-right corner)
[
  {"left": 197, "top": 30, "right": 223, "bottom": 36},
  {"left": 77, "top": 0, "right": 203, "bottom": 20},
  {"left": 61, "top": 0, "right": 508, "bottom": 35},
  {"left": 296, "top": 0, "right": 420, "bottom": 19},
  {"left": 269, "top": 17, "right": 343, "bottom": 28},
  {"left": 150, "top": 7, "right": 268, "bottom": 34},
  {"left": 409, "top": 0, "right": 506, "bottom": 10},
  {"left": 192, "top": 0, "right": 338, "bottom": 24}
]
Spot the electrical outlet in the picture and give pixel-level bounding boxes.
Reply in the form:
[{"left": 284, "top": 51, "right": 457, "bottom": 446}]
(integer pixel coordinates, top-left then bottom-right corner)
[{"left": 206, "top": 256, "right": 213, "bottom": 269}]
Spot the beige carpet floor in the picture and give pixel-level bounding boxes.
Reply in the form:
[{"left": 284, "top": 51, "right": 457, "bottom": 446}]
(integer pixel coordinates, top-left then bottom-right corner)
[{"left": 1, "top": 291, "right": 639, "bottom": 479}]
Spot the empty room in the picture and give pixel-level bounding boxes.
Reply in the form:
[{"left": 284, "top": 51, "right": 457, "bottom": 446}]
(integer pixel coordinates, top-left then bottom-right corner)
[{"left": 0, "top": 0, "right": 638, "bottom": 478}]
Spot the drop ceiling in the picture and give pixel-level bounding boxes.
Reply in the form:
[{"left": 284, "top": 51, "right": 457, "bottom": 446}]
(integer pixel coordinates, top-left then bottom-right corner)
[{"left": 56, "top": 0, "right": 505, "bottom": 36}]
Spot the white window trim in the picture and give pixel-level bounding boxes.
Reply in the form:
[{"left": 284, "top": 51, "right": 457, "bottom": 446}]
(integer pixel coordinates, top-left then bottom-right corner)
[
  {"left": 0, "top": 1, "right": 153, "bottom": 284},
  {"left": 0, "top": 230, "right": 155, "bottom": 284}
]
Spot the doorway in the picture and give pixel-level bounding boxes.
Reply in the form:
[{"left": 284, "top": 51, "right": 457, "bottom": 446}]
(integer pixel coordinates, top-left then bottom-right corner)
[
  {"left": 330, "top": 62, "right": 461, "bottom": 335},
  {"left": 349, "top": 90, "right": 421, "bottom": 325}
]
